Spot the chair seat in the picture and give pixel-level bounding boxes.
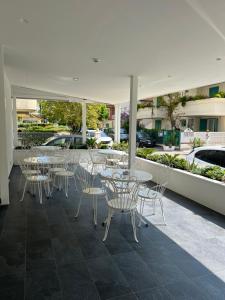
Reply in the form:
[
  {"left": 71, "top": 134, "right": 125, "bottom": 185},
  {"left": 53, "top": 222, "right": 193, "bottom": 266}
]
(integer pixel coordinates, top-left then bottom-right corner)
[
  {"left": 55, "top": 171, "right": 74, "bottom": 177},
  {"left": 117, "top": 161, "right": 128, "bottom": 168},
  {"left": 26, "top": 175, "right": 49, "bottom": 182},
  {"left": 83, "top": 187, "right": 105, "bottom": 195},
  {"left": 138, "top": 188, "right": 158, "bottom": 199},
  {"left": 108, "top": 198, "right": 136, "bottom": 210},
  {"left": 49, "top": 167, "right": 65, "bottom": 173},
  {"left": 23, "top": 170, "right": 41, "bottom": 176}
]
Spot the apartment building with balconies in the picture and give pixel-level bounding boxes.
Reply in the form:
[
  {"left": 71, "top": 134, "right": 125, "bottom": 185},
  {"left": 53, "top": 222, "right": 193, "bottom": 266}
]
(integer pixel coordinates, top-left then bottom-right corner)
[{"left": 137, "top": 82, "right": 225, "bottom": 132}]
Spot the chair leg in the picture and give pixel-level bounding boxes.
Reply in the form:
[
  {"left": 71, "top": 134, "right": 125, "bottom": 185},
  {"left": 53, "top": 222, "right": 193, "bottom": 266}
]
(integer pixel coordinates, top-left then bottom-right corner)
[
  {"left": 75, "top": 194, "right": 83, "bottom": 218},
  {"left": 65, "top": 176, "right": 68, "bottom": 198},
  {"left": 38, "top": 182, "right": 43, "bottom": 204},
  {"left": 131, "top": 210, "right": 139, "bottom": 243},
  {"left": 159, "top": 198, "right": 166, "bottom": 225},
  {"left": 93, "top": 197, "right": 98, "bottom": 226},
  {"left": 20, "top": 180, "right": 27, "bottom": 202},
  {"left": 73, "top": 175, "right": 78, "bottom": 191},
  {"left": 103, "top": 208, "right": 113, "bottom": 242},
  {"left": 138, "top": 198, "right": 147, "bottom": 227}
]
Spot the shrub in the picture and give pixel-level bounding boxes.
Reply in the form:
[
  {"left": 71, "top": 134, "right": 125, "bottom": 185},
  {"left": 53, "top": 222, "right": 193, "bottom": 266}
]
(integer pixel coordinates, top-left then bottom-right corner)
[
  {"left": 136, "top": 148, "right": 155, "bottom": 158},
  {"left": 141, "top": 153, "right": 225, "bottom": 182},
  {"left": 112, "top": 142, "right": 128, "bottom": 151},
  {"left": 200, "top": 166, "right": 225, "bottom": 181},
  {"left": 191, "top": 137, "right": 204, "bottom": 149},
  {"left": 86, "top": 138, "right": 97, "bottom": 149}
]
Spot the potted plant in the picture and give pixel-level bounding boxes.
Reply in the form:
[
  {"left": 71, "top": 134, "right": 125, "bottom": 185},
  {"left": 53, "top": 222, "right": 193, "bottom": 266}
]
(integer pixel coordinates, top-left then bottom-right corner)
[{"left": 86, "top": 137, "right": 97, "bottom": 149}]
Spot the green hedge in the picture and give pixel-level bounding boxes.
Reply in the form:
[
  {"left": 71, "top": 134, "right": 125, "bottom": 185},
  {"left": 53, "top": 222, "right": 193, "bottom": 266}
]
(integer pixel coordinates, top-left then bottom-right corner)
[{"left": 136, "top": 152, "right": 225, "bottom": 182}]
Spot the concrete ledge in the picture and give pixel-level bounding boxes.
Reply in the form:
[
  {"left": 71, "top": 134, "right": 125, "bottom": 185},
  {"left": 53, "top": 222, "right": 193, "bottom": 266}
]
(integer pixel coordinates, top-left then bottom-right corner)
[{"left": 136, "top": 157, "right": 225, "bottom": 216}]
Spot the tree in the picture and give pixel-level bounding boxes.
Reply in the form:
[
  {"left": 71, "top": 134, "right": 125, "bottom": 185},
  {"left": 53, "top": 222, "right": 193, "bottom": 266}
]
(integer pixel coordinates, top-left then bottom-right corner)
[
  {"left": 40, "top": 101, "right": 82, "bottom": 132},
  {"left": 158, "top": 93, "right": 181, "bottom": 129},
  {"left": 40, "top": 101, "right": 109, "bottom": 132}
]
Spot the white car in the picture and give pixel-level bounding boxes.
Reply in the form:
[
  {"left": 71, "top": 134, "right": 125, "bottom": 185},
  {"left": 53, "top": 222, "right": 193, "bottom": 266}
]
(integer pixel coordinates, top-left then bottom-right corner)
[
  {"left": 186, "top": 146, "right": 225, "bottom": 168},
  {"left": 87, "top": 130, "right": 113, "bottom": 147}
]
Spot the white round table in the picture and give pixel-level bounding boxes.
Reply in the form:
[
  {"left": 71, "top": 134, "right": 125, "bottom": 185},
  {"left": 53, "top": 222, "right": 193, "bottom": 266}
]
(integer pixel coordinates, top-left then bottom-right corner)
[
  {"left": 98, "top": 149, "right": 126, "bottom": 156},
  {"left": 99, "top": 168, "right": 152, "bottom": 183},
  {"left": 24, "top": 156, "right": 65, "bottom": 165}
]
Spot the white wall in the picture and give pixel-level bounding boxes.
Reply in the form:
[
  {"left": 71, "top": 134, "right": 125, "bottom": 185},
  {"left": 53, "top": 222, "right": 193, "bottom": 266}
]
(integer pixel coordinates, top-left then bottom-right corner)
[
  {"left": 0, "top": 51, "right": 13, "bottom": 204},
  {"left": 4, "top": 75, "right": 13, "bottom": 174}
]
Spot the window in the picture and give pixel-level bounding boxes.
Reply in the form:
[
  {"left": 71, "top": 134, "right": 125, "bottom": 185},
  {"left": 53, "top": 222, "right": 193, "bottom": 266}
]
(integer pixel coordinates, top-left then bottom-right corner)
[
  {"left": 180, "top": 119, "right": 187, "bottom": 127},
  {"left": 156, "top": 97, "right": 162, "bottom": 108},
  {"left": 209, "top": 86, "right": 219, "bottom": 98},
  {"left": 48, "top": 137, "right": 71, "bottom": 146},
  {"left": 155, "top": 119, "right": 162, "bottom": 130},
  {"left": 195, "top": 149, "right": 225, "bottom": 167},
  {"left": 188, "top": 119, "right": 194, "bottom": 130}
]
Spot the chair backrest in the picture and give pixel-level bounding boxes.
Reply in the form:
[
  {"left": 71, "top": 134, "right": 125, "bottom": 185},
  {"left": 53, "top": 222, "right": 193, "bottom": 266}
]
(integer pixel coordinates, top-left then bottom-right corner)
[
  {"left": 104, "top": 173, "right": 139, "bottom": 210},
  {"left": 77, "top": 158, "right": 93, "bottom": 190}
]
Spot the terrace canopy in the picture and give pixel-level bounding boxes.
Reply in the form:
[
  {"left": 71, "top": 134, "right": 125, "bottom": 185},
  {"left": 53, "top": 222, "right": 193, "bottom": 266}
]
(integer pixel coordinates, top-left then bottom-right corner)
[{"left": 1, "top": 0, "right": 225, "bottom": 204}]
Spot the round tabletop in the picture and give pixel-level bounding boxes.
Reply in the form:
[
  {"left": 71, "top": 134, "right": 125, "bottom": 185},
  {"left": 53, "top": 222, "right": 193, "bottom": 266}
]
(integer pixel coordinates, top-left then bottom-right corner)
[
  {"left": 32, "top": 146, "right": 61, "bottom": 151},
  {"left": 24, "top": 156, "right": 65, "bottom": 165},
  {"left": 99, "top": 168, "right": 152, "bottom": 183},
  {"left": 98, "top": 149, "right": 126, "bottom": 156}
]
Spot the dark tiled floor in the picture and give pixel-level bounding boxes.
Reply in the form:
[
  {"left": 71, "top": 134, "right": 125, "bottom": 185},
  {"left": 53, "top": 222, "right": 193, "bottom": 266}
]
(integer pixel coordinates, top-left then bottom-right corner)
[{"left": 1, "top": 166, "right": 225, "bottom": 299}]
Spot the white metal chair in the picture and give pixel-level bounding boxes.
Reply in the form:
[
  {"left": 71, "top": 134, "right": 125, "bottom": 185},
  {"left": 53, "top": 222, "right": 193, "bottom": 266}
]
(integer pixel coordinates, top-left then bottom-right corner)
[
  {"left": 53, "top": 152, "right": 80, "bottom": 198},
  {"left": 89, "top": 150, "right": 106, "bottom": 175},
  {"left": 138, "top": 182, "right": 167, "bottom": 226},
  {"left": 102, "top": 174, "right": 139, "bottom": 242},
  {"left": 20, "top": 163, "right": 52, "bottom": 204},
  {"left": 75, "top": 159, "right": 106, "bottom": 226},
  {"left": 117, "top": 154, "right": 129, "bottom": 169}
]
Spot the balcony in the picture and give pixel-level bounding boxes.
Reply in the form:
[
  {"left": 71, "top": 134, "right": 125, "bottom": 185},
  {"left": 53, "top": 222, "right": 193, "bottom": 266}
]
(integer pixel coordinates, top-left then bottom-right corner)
[
  {"left": 137, "top": 107, "right": 167, "bottom": 120},
  {"left": 176, "top": 98, "right": 225, "bottom": 117},
  {"left": 137, "top": 98, "right": 225, "bottom": 120}
]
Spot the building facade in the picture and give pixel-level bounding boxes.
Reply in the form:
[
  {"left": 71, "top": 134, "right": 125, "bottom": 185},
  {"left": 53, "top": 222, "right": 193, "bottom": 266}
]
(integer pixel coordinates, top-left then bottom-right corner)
[
  {"left": 137, "top": 82, "right": 225, "bottom": 132},
  {"left": 16, "top": 99, "right": 41, "bottom": 123}
]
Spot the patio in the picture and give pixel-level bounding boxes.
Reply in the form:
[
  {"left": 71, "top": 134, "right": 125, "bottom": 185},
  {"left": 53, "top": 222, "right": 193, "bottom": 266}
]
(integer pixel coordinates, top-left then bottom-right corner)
[{"left": 1, "top": 165, "right": 225, "bottom": 300}]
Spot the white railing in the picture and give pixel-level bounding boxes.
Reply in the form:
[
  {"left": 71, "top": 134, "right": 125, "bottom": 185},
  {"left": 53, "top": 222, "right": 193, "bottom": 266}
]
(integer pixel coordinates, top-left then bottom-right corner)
[{"left": 181, "top": 131, "right": 225, "bottom": 145}]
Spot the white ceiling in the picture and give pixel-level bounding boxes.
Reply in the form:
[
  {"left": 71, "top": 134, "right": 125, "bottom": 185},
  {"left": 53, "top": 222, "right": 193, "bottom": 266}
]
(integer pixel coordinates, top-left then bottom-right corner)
[{"left": 1, "top": 0, "right": 225, "bottom": 104}]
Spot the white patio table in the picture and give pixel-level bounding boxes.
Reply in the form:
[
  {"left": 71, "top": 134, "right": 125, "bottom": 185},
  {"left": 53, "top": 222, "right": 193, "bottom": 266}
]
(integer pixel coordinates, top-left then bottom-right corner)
[
  {"left": 99, "top": 168, "right": 152, "bottom": 183},
  {"left": 24, "top": 155, "right": 65, "bottom": 166},
  {"left": 98, "top": 149, "right": 126, "bottom": 156}
]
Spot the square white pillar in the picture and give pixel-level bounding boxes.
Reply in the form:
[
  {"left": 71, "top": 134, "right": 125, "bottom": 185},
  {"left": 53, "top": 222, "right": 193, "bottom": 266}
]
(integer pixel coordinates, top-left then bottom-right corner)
[
  {"left": 82, "top": 102, "right": 87, "bottom": 144},
  {"left": 114, "top": 104, "right": 121, "bottom": 143},
  {"left": 128, "top": 76, "right": 138, "bottom": 168},
  {"left": 12, "top": 97, "right": 18, "bottom": 147},
  {"left": 0, "top": 45, "right": 9, "bottom": 205}
]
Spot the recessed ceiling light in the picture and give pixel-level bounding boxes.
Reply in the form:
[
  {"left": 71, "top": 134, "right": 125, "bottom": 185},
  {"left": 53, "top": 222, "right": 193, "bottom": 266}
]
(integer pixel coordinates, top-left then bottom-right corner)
[
  {"left": 216, "top": 57, "right": 222, "bottom": 61},
  {"left": 92, "top": 57, "right": 101, "bottom": 63},
  {"left": 19, "top": 17, "right": 29, "bottom": 24},
  {"left": 72, "top": 77, "right": 79, "bottom": 81}
]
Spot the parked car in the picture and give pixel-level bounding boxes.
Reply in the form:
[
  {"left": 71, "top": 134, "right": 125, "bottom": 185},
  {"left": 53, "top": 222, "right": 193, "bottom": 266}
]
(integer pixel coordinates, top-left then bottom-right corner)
[
  {"left": 186, "top": 146, "right": 225, "bottom": 168},
  {"left": 42, "top": 134, "right": 86, "bottom": 149},
  {"left": 86, "top": 130, "right": 113, "bottom": 147},
  {"left": 136, "top": 131, "right": 155, "bottom": 148},
  {"left": 103, "top": 128, "right": 128, "bottom": 142},
  {"left": 120, "top": 128, "right": 129, "bottom": 142}
]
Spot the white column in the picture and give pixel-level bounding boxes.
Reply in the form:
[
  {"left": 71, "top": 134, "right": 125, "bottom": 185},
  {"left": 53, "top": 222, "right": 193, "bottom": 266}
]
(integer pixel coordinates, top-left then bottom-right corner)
[
  {"left": 82, "top": 102, "right": 87, "bottom": 144},
  {"left": 0, "top": 45, "right": 9, "bottom": 205},
  {"left": 114, "top": 104, "right": 121, "bottom": 143},
  {"left": 12, "top": 97, "right": 18, "bottom": 147},
  {"left": 128, "top": 75, "right": 138, "bottom": 168}
]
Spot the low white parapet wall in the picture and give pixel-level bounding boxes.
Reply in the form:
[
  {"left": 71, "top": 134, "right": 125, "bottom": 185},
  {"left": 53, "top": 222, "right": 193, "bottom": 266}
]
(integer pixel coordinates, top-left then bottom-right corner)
[
  {"left": 13, "top": 149, "right": 92, "bottom": 165},
  {"left": 136, "top": 157, "right": 225, "bottom": 216}
]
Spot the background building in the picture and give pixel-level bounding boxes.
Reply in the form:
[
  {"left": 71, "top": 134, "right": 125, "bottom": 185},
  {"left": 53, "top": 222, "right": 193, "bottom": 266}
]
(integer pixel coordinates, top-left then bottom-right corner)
[{"left": 137, "top": 82, "right": 225, "bottom": 132}]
